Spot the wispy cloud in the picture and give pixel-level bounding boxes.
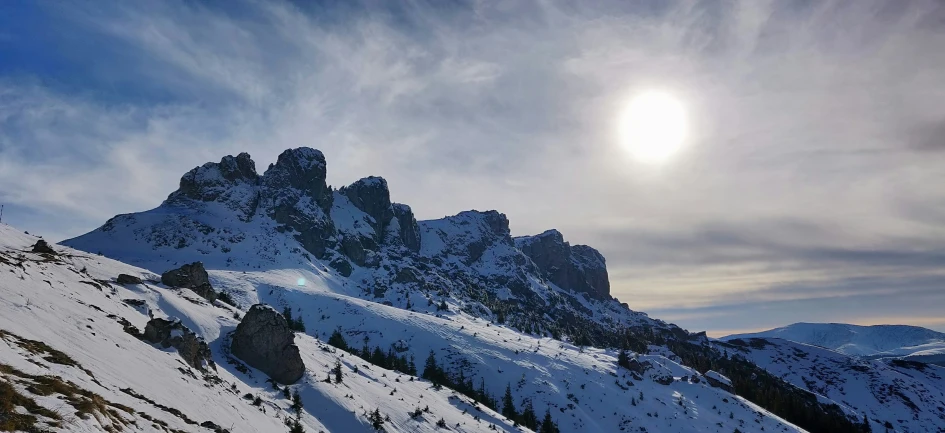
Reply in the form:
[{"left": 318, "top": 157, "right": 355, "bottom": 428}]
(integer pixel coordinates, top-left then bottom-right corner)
[{"left": 2, "top": 0, "right": 945, "bottom": 333}]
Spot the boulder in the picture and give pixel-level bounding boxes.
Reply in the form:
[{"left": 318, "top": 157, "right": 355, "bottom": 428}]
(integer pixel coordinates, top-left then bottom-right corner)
[
  {"left": 31, "top": 239, "right": 56, "bottom": 254},
  {"left": 161, "top": 262, "right": 217, "bottom": 302},
  {"left": 116, "top": 274, "right": 143, "bottom": 285},
  {"left": 230, "top": 304, "right": 305, "bottom": 384},
  {"left": 142, "top": 318, "right": 215, "bottom": 371}
]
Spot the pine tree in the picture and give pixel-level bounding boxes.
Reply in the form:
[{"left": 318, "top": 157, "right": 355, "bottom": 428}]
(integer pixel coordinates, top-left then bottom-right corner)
[
  {"left": 369, "top": 408, "right": 385, "bottom": 430},
  {"left": 289, "top": 417, "right": 304, "bottom": 433},
  {"left": 333, "top": 359, "right": 343, "bottom": 383},
  {"left": 408, "top": 355, "right": 417, "bottom": 376},
  {"left": 617, "top": 349, "right": 631, "bottom": 369},
  {"left": 502, "top": 383, "right": 517, "bottom": 419},
  {"left": 540, "top": 409, "right": 558, "bottom": 433},
  {"left": 423, "top": 350, "right": 440, "bottom": 385},
  {"left": 521, "top": 398, "right": 538, "bottom": 430},
  {"left": 291, "top": 390, "right": 303, "bottom": 415},
  {"left": 328, "top": 329, "right": 348, "bottom": 351}
]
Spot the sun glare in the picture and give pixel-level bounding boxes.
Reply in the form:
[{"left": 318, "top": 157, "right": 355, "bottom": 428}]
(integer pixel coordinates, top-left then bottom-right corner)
[{"left": 618, "top": 90, "right": 688, "bottom": 164}]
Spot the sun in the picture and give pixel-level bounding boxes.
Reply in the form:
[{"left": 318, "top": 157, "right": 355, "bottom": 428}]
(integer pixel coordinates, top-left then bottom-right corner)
[{"left": 618, "top": 90, "right": 688, "bottom": 164}]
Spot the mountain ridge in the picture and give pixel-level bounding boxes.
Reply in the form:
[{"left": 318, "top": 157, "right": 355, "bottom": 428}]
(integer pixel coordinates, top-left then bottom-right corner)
[
  {"left": 723, "top": 322, "right": 945, "bottom": 364},
  {"left": 62, "top": 147, "right": 661, "bottom": 349},
  {"left": 46, "top": 147, "right": 890, "bottom": 432}
]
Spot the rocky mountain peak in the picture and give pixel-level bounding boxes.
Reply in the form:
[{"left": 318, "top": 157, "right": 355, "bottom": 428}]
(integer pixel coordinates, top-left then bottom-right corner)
[
  {"left": 262, "top": 147, "right": 331, "bottom": 212},
  {"left": 391, "top": 203, "right": 421, "bottom": 252},
  {"left": 340, "top": 176, "right": 394, "bottom": 241},
  {"left": 220, "top": 152, "right": 258, "bottom": 182},
  {"left": 167, "top": 152, "right": 262, "bottom": 220},
  {"left": 515, "top": 230, "right": 610, "bottom": 299}
]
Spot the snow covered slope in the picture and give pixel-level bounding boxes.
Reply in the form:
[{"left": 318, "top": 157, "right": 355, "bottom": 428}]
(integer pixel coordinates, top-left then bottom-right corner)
[
  {"left": 52, "top": 148, "right": 881, "bottom": 432},
  {"left": 0, "top": 224, "right": 524, "bottom": 433},
  {"left": 718, "top": 337, "right": 945, "bottom": 433},
  {"left": 0, "top": 223, "right": 810, "bottom": 433},
  {"left": 724, "top": 323, "right": 945, "bottom": 364}
]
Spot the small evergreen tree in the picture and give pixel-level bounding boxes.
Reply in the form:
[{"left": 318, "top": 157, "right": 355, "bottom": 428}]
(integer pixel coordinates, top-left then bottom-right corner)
[
  {"left": 333, "top": 359, "right": 344, "bottom": 383},
  {"left": 291, "top": 389, "right": 303, "bottom": 415},
  {"left": 328, "top": 329, "right": 348, "bottom": 351},
  {"left": 539, "top": 409, "right": 559, "bottom": 433},
  {"left": 521, "top": 398, "right": 538, "bottom": 430},
  {"left": 423, "top": 350, "right": 441, "bottom": 385},
  {"left": 289, "top": 417, "right": 304, "bottom": 433},
  {"left": 502, "top": 383, "right": 517, "bottom": 419},
  {"left": 617, "top": 349, "right": 631, "bottom": 369},
  {"left": 369, "top": 408, "right": 385, "bottom": 431}
]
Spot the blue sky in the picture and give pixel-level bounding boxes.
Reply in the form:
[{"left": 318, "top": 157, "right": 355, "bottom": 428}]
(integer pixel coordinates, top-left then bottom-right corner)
[{"left": 2, "top": 0, "right": 945, "bottom": 336}]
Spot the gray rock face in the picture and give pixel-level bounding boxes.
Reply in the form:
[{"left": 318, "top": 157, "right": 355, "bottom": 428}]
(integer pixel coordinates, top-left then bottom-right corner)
[
  {"left": 340, "top": 177, "right": 394, "bottom": 241},
  {"left": 336, "top": 178, "right": 422, "bottom": 259},
  {"left": 705, "top": 371, "right": 734, "bottom": 393},
  {"left": 514, "top": 229, "right": 610, "bottom": 299},
  {"left": 142, "top": 318, "right": 215, "bottom": 370},
  {"left": 230, "top": 304, "right": 305, "bottom": 384},
  {"left": 168, "top": 153, "right": 261, "bottom": 221},
  {"left": 116, "top": 274, "right": 143, "bottom": 285},
  {"left": 32, "top": 240, "right": 56, "bottom": 254},
  {"left": 262, "top": 148, "right": 336, "bottom": 260},
  {"left": 161, "top": 262, "right": 217, "bottom": 302},
  {"left": 392, "top": 204, "right": 421, "bottom": 252}
]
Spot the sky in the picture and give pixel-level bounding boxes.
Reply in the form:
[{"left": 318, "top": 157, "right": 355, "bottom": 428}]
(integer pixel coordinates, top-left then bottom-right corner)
[{"left": 2, "top": 0, "right": 945, "bottom": 337}]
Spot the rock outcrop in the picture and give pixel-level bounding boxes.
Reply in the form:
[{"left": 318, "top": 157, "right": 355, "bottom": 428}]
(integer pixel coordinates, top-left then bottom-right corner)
[
  {"left": 31, "top": 239, "right": 56, "bottom": 254},
  {"left": 167, "top": 152, "right": 261, "bottom": 221},
  {"left": 705, "top": 370, "right": 734, "bottom": 393},
  {"left": 230, "top": 304, "right": 305, "bottom": 384},
  {"left": 116, "top": 274, "right": 143, "bottom": 285},
  {"left": 340, "top": 177, "right": 394, "bottom": 242},
  {"left": 161, "top": 262, "right": 216, "bottom": 302},
  {"left": 333, "top": 177, "right": 422, "bottom": 267},
  {"left": 514, "top": 229, "right": 610, "bottom": 299},
  {"left": 63, "top": 148, "right": 628, "bottom": 352},
  {"left": 262, "top": 148, "right": 335, "bottom": 260},
  {"left": 142, "top": 318, "right": 215, "bottom": 371}
]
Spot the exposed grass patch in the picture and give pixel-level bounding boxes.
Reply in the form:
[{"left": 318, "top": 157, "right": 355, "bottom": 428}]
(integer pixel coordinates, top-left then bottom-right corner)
[
  {"left": 0, "top": 330, "right": 77, "bottom": 367},
  {"left": 1, "top": 363, "right": 133, "bottom": 431},
  {"left": 0, "top": 372, "right": 61, "bottom": 432}
]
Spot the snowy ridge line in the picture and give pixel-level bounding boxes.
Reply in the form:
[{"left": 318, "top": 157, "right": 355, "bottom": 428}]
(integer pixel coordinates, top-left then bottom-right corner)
[{"left": 0, "top": 222, "right": 813, "bottom": 432}]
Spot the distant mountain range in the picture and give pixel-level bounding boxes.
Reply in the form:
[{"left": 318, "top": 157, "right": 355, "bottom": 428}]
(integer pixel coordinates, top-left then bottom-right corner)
[{"left": 724, "top": 322, "right": 945, "bottom": 365}]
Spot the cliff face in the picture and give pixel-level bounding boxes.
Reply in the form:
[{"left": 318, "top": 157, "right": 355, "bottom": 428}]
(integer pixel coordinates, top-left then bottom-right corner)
[
  {"left": 63, "top": 148, "right": 633, "bottom": 345},
  {"left": 515, "top": 230, "right": 610, "bottom": 299}
]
